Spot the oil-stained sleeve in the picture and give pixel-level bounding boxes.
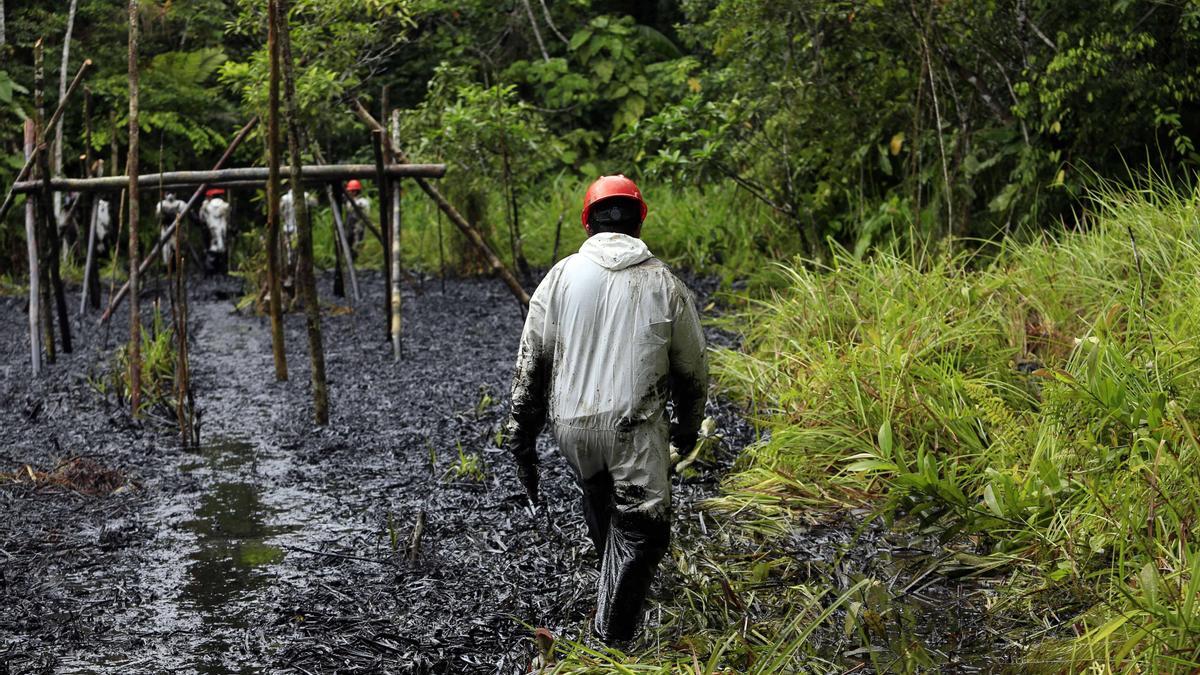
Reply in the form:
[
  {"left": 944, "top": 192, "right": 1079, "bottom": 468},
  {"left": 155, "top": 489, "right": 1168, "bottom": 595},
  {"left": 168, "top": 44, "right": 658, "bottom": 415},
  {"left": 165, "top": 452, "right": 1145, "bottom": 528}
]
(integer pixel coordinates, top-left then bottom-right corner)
[
  {"left": 668, "top": 279, "right": 708, "bottom": 450},
  {"left": 505, "top": 273, "right": 556, "bottom": 466}
]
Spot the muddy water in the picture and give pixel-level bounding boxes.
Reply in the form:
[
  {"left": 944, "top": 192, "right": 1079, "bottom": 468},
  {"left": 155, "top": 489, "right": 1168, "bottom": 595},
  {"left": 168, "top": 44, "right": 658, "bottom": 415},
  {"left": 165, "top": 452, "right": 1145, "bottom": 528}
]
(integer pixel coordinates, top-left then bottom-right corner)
[{"left": 178, "top": 441, "right": 290, "bottom": 673}]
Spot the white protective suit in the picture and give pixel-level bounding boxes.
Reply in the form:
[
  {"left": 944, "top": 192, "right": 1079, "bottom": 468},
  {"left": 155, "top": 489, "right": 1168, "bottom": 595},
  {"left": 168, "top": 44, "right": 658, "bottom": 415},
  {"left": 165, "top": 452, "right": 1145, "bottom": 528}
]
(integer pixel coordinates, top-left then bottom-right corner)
[
  {"left": 280, "top": 190, "right": 297, "bottom": 238},
  {"left": 346, "top": 193, "right": 371, "bottom": 250},
  {"left": 507, "top": 231, "right": 708, "bottom": 642},
  {"left": 200, "top": 197, "right": 230, "bottom": 254},
  {"left": 156, "top": 194, "right": 187, "bottom": 266}
]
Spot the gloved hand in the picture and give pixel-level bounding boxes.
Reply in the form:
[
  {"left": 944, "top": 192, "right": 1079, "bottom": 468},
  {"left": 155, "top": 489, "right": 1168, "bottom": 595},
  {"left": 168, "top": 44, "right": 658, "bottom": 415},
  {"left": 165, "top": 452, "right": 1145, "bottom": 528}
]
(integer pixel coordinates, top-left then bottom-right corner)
[{"left": 516, "top": 460, "right": 540, "bottom": 506}]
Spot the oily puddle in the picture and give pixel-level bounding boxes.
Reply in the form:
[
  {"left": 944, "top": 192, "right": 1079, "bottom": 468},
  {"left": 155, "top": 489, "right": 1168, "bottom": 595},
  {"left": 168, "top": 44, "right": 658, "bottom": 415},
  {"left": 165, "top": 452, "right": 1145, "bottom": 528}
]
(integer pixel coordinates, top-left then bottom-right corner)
[{"left": 178, "top": 440, "right": 296, "bottom": 670}]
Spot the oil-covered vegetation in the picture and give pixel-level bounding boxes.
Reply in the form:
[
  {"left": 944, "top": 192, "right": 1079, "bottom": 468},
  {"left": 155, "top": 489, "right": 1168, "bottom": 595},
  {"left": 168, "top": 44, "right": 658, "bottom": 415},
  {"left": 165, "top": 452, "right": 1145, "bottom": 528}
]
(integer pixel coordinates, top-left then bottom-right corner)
[{"left": 4, "top": 0, "right": 1200, "bottom": 671}]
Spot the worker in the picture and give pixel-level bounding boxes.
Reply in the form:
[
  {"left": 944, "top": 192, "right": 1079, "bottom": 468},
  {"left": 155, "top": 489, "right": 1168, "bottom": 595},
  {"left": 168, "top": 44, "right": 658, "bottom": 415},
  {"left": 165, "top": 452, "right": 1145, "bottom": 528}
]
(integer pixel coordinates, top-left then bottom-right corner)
[
  {"left": 199, "top": 188, "right": 230, "bottom": 274},
  {"left": 505, "top": 175, "right": 709, "bottom": 645},
  {"left": 343, "top": 179, "right": 370, "bottom": 256},
  {"left": 155, "top": 192, "right": 187, "bottom": 271}
]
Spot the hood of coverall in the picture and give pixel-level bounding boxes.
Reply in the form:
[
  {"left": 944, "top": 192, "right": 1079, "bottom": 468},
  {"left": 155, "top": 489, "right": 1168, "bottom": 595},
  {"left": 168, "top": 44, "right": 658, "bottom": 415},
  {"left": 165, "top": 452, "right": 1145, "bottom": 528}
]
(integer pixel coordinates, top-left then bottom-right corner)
[{"left": 578, "top": 232, "right": 652, "bottom": 271}]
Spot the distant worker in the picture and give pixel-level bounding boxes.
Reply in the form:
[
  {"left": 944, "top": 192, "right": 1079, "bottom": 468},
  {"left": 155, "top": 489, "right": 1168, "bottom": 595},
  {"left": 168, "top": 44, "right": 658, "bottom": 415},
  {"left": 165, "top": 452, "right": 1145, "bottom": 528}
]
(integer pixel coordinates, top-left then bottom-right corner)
[
  {"left": 505, "top": 175, "right": 709, "bottom": 645},
  {"left": 199, "top": 188, "right": 231, "bottom": 274},
  {"left": 343, "top": 179, "right": 370, "bottom": 256},
  {"left": 94, "top": 198, "right": 111, "bottom": 255},
  {"left": 156, "top": 192, "right": 187, "bottom": 271},
  {"left": 279, "top": 187, "right": 316, "bottom": 289}
]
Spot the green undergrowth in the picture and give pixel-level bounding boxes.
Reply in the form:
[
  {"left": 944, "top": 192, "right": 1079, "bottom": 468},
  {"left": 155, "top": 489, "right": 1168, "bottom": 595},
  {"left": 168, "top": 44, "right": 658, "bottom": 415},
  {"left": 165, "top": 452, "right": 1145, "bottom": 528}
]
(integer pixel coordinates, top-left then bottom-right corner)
[
  {"left": 543, "top": 178, "right": 1200, "bottom": 672},
  {"left": 92, "top": 304, "right": 183, "bottom": 420},
  {"left": 707, "top": 180, "right": 1200, "bottom": 671}
]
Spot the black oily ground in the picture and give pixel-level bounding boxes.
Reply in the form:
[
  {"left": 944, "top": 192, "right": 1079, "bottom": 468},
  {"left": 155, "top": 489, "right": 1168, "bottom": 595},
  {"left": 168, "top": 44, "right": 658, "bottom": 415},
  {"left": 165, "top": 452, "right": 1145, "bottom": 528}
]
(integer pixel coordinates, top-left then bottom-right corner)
[{"left": 0, "top": 270, "right": 753, "bottom": 674}]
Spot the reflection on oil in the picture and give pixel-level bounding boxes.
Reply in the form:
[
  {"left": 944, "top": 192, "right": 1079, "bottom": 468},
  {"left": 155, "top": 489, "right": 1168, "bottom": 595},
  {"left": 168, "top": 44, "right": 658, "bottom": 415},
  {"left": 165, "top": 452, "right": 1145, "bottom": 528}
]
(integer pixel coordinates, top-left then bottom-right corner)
[{"left": 179, "top": 441, "right": 290, "bottom": 673}]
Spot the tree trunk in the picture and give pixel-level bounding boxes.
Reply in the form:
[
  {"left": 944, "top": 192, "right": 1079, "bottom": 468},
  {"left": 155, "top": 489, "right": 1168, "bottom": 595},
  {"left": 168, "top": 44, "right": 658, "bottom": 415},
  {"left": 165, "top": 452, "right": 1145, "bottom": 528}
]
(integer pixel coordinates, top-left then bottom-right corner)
[
  {"left": 23, "top": 120, "right": 42, "bottom": 377},
  {"left": 127, "top": 0, "right": 142, "bottom": 414},
  {"left": 277, "top": 0, "right": 328, "bottom": 425},
  {"left": 53, "top": 0, "right": 79, "bottom": 228},
  {"left": 266, "top": 0, "right": 288, "bottom": 382},
  {"left": 0, "top": 0, "right": 6, "bottom": 48}
]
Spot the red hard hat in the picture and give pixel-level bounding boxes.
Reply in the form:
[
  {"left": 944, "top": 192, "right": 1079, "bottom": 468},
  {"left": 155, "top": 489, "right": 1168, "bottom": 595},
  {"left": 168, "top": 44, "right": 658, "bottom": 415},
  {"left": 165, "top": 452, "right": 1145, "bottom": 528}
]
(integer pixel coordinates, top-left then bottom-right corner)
[
  {"left": 346, "top": 179, "right": 362, "bottom": 192},
  {"left": 205, "top": 188, "right": 224, "bottom": 197},
  {"left": 581, "top": 174, "right": 646, "bottom": 229}
]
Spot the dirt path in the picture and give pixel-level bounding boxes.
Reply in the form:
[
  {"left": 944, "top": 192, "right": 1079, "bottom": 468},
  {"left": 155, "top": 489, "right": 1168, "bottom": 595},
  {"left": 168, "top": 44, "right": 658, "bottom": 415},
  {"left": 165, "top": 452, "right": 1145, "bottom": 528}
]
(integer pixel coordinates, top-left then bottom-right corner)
[{"left": 0, "top": 274, "right": 747, "bottom": 673}]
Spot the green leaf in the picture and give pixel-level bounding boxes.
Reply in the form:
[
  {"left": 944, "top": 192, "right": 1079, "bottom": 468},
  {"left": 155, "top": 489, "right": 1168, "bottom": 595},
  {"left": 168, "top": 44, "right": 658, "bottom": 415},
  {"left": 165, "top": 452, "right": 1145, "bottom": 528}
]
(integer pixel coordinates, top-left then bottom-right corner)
[
  {"left": 593, "top": 59, "right": 615, "bottom": 83},
  {"left": 878, "top": 420, "right": 894, "bottom": 456},
  {"left": 569, "top": 28, "right": 593, "bottom": 51}
]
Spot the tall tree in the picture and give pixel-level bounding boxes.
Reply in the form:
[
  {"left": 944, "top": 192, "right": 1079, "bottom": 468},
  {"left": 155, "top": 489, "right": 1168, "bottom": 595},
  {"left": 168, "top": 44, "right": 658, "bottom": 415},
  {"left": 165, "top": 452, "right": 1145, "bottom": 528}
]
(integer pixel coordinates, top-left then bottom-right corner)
[
  {"left": 127, "top": 0, "right": 142, "bottom": 414},
  {"left": 52, "top": 0, "right": 78, "bottom": 227},
  {"left": 276, "top": 0, "right": 328, "bottom": 425}
]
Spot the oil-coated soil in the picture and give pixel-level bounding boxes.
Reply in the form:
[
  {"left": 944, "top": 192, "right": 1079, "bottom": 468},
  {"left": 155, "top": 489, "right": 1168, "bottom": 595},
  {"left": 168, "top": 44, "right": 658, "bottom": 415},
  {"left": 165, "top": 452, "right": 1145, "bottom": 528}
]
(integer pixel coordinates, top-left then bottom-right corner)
[
  {"left": 1, "top": 271, "right": 1004, "bottom": 673},
  {"left": 0, "top": 271, "right": 755, "bottom": 674}
]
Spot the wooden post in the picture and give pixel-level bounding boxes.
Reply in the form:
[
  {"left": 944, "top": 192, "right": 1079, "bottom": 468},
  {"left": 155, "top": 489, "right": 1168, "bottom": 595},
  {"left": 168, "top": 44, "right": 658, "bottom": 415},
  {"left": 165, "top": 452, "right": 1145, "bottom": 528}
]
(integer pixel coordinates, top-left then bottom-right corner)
[
  {"left": 33, "top": 40, "right": 56, "bottom": 364},
  {"left": 372, "top": 130, "right": 392, "bottom": 340},
  {"left": 173, "top": 152, "right": 191, "bottom": 447},
  {"left": 127, "top": 0, "right": 142, "bottom": 414},
  {"left": 325, "top": 184, "right": 360, "bottom": 302},
  {"left": 23, "top": 120, "right": 42, "bottom": 377},
  {"left": 266, "top": 0, "right": 287, "bottom": 382},
  {"left": 390, "top": 111, "right": 402, "bottom": 361},
  {"left": 436, "top": 208, "right": 445, "bottom": 294},
  {"left": 277, "top": 0, "right": 328, "bottom": 425},
  {"left": 351, "top": 100, "right": 530, "bottom": 307},
  {"left": 80, "top": 86, "right": 99, "bottom": 313},
  {"left": 35, "top": 50, "right": 72, "bottom": 355}
]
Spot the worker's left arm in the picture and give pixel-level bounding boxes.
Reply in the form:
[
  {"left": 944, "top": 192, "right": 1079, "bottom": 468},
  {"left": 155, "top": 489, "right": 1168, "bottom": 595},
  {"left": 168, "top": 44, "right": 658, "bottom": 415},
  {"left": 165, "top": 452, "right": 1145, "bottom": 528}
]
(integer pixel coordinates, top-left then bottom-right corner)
[
  {"left": 668, "top": 279, "right": 709, "bottom": 452},
  {"left": 505, "top": 274, "right": 556, "bottom": 503}
]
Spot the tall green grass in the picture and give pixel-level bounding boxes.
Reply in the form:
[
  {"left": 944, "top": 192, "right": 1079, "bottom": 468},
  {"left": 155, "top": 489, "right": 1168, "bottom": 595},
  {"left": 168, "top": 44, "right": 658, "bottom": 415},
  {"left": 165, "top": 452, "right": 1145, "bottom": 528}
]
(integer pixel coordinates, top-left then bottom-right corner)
[{"left": 704, "top": 178, "right": 1200, "bottom": 671}]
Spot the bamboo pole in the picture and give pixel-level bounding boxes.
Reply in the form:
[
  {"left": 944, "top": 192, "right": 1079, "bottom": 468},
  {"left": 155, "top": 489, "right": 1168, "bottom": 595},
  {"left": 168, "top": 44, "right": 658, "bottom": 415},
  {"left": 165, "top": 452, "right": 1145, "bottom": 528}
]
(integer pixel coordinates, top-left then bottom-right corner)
[
  {"left": 99, "top": 118, "right": 259, "bottom": 325},
  {"left": 389, "top": 111, "right": 403, "bottom": 361},
  {"left": 373, "top": 130, "right": 392, "bottom": 341},
  {"left": 24, "top": 120, "right": 42, "bottom": 377},
  {"left": 312, "top": 143, "right": 360, "bottom": 304},
  {"left": 266, "top": 0, "right": 287, "bottom": 382},
  {"left": 277, "top": 0, "right": 329, "bottom": 425},
  {"left": 127, "top": 0, "right": 142, "bottom": 414},
  {"left": 0, "top": 58, "right": 92, "bottom": 225},
  {"left": 11, "top": 163, "right": 445, "bottom": 194},
  {"left": 351, "top": 100, "right": 530, "bottom": 307}
]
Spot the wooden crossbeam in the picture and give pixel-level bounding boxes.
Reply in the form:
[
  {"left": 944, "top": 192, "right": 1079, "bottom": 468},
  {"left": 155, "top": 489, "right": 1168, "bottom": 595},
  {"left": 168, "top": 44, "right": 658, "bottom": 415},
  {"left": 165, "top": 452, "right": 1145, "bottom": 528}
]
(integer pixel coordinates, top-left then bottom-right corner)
[{"left": 11, "top": 163, "right": 446, "bottom": 194}]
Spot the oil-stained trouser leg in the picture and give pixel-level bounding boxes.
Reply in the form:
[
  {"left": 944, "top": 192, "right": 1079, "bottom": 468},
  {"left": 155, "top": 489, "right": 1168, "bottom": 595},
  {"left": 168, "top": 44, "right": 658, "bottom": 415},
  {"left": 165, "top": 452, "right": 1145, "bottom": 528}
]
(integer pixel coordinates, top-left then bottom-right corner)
[
  {"left": 556, "top": 421, "right": 672, "bottom": 644},
  {"left": 580, "top": 470, "right": 614, "bottom": 554}
]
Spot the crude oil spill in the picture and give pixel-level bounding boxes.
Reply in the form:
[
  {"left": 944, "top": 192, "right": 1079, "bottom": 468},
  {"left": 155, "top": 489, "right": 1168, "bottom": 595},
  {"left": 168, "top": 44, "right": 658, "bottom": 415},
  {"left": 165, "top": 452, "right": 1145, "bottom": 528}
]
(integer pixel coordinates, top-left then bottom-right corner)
[{"left": 179, "top": 440, "right": 292, "bottom": 673}]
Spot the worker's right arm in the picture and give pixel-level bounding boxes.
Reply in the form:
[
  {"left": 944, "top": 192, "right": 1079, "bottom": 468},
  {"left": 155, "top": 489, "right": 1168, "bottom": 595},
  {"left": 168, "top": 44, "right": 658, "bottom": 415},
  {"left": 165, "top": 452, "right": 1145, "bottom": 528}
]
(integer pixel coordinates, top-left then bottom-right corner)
[{"left": 668, "top": 279, "right": 709, "bottom": 452}]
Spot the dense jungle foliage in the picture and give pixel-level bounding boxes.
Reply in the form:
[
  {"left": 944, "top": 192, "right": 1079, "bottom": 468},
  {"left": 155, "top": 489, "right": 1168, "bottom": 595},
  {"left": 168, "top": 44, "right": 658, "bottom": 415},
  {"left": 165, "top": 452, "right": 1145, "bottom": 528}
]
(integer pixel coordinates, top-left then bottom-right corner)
[
  {"left": 4, "top": 0, "right": 1200, "bottom": 671},
  {"left": 3, "top": 0, "right": 1200, "bottom": 273}
]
